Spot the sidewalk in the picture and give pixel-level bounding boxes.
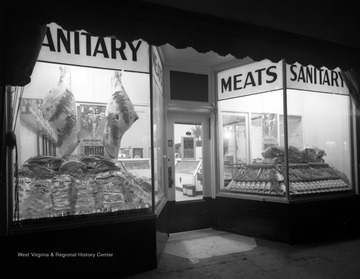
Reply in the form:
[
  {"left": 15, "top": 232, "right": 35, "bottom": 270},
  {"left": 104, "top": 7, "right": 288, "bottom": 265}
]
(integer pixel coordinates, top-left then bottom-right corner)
[{"left": 128, "top": 229, "right": 360, "bottom": 279}]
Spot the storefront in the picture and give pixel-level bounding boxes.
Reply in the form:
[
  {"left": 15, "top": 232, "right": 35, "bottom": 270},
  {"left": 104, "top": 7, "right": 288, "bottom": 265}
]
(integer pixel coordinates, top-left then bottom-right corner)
[
  {"left": 2, "top": 21, "right": 167, "bottom": 277},
  {"left": 2, "top": 3, "right": 360, "bottom": 277},
  {"left": 215, "top": 59, "right": 359, "bottom": 243}
]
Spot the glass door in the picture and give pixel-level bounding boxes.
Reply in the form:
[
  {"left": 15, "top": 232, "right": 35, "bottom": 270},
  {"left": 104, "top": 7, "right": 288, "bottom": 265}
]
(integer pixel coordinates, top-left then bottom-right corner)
[
  {"left": 174, "top": 123, "right": 203, "bottom": 201},
  {"left": 166, "top": 112, "right": 212, "bottom": 202}
]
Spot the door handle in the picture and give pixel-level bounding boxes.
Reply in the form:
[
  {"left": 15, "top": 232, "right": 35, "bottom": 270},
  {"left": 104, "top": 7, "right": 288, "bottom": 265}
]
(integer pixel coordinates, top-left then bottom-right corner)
[{"left": 168, "top": 167, "right": 174, "bottom": 188}]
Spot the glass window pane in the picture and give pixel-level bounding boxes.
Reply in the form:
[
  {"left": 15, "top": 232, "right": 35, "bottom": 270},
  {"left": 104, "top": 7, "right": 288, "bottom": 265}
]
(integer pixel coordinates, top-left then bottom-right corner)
[
  {"left": 286, "top": 89, "right": 353, "bottom": 197},
  {"left": 218, "top": 85, "right": 354, "bottom": 199},
  {"left": 151, "top": 46, "right": 165, "bottom": 209},
  {"left": 14, "top": 62, "right": 153, "bottom": 220},
  {"left": 153, "top": 81, "right": 165, "bottom": 207},
  {"left": 219, "top": 90, "right": 286, "bottom": 197}
]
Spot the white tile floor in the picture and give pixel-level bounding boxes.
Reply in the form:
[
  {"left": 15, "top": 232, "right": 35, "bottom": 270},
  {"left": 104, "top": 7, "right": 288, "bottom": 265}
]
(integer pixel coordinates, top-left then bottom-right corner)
[
  {"left": 175, "top": 189, "right": 203, "bottom": 202},
  {"left": 164, "top": 229, "right": 257, "bottom": 260}
]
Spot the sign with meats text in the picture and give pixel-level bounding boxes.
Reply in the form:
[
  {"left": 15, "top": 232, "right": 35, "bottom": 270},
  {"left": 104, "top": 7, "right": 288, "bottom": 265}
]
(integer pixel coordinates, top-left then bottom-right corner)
[
  {"left": 217, "top": 60, "right": 283, "bottom": 101},
  {"left": 217, "top": 60, "right": 349, "bottom": 101}
]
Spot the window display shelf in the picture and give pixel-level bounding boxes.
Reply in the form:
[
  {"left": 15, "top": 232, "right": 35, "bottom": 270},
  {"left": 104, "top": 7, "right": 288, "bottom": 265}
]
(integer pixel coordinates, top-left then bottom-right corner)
[
  {"left": 222, "top": 163, "right": 285, "bottom": 197},
  {"left": 221, "top": 161, "right": 352, "bottom": 198},
  {"left": 221, "top": 144, "right": 352, "bottom": 198},
  {"left": 286, "top": 163, "right": 352, "bottom": 196},
  {"left": 17, "top": 155, "right": 153, "bottom": 220}
]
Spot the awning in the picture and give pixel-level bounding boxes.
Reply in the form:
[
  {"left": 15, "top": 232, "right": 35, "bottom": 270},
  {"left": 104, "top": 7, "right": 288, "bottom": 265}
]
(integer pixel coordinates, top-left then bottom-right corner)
[{"left": 2, "top": 3, "right": 360, "bottom": 92}]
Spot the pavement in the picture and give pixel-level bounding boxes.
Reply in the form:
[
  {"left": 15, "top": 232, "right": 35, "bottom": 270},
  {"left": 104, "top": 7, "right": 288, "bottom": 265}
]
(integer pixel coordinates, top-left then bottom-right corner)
[{"left": 127, "top": 229, "right": 360, "bottom": 279}]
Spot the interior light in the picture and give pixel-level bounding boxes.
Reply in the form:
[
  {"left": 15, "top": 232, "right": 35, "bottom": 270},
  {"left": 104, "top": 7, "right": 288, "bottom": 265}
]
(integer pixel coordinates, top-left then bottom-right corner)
[{"left": 224, "top": 132, "right": 231, "bottom": 139}]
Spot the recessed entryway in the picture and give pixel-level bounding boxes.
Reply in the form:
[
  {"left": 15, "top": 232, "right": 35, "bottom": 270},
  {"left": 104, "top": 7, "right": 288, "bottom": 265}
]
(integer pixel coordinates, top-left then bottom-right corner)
[{"left": 164, "top": 229, "right": 257, "bottom": 260}]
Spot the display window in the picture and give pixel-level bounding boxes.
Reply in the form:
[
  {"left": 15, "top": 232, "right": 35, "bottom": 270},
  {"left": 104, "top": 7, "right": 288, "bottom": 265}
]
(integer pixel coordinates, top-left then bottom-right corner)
[
  {"left": 217, "top": 59, "right": 355, "bottom": 200},
  {"left": 10, "top": 23, "right": 165, "bottom": 222},
  {"left": 151, "top": 46, "right": 166, "bottom": 208}
]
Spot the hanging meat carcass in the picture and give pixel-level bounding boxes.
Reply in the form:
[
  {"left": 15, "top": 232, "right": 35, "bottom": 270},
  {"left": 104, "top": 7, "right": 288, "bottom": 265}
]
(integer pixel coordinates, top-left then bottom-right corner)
[
  {"left": 102, "top": 71, "right": 139, "bottom": 159},
  {"left": 42, "top": 66, "right": 80, "bottom": 158}
]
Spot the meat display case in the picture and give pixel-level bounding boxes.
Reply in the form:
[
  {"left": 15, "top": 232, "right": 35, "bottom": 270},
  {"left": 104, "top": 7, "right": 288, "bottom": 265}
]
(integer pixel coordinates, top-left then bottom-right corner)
[
  {"left": 223, "top": 160, "right": 351, "bottom": 197},
  {"left": 9, "top": 23, "right": 166, "bottom": 224},
  {"left": 3, "top": 24, "right": 166, "bottom": 278},
  {"left": 217, "top": 59, "right": 357, "bottom": 201}
]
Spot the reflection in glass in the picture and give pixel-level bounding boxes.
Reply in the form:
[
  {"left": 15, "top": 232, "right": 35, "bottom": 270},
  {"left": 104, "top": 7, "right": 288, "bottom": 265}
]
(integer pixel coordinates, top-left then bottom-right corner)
[
  {"left": 222, "top": 113, "right": 248, "bottom": 185},
  {"left": 153, "top": 79, "right": 165, "bottom": 208}
]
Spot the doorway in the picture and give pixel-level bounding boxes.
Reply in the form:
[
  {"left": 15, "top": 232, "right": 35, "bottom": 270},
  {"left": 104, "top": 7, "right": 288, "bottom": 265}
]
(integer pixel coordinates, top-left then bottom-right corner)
[
  {"left": 173, "top": 123, "right": 203, "bottom": 201},
  {"left": 166, "top": 111, "right": 213, "bottom": 232}
]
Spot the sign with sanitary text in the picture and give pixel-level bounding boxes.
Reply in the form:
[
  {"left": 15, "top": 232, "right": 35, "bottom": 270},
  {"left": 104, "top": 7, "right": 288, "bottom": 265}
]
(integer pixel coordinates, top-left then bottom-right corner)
[
  {"left": 38, "top": 23, "right": 149, "bottom": 73},
  {"left": 286, "top": 63, "right": 349, "bottom": 95},
  {"left": 217, "top": 60, "right": 350, "bottom": 101}
]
